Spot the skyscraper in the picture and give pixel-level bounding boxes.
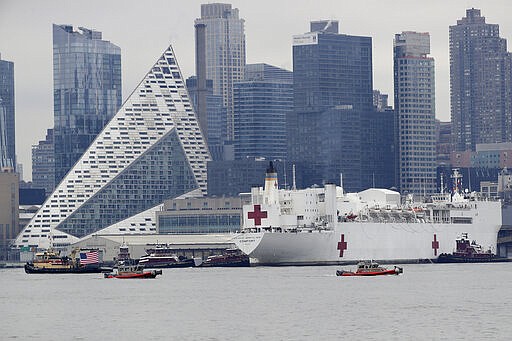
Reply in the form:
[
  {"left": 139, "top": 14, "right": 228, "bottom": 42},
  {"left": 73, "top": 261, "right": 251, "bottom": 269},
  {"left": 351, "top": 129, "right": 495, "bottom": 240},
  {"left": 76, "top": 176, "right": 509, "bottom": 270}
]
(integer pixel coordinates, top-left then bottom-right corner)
[
  {"left": 0, "top": 169, "right": 19, "bottom": 260},
  {"left": 394, "top": 32, "right": 436, "bottom": 195},
  {"left": 373, "top": 90, "right": 391, "bottom": 112},
  {"left": 195, "top": 3, "right": 246, "bottom": 142},
  {"left": 32, "top": 129, "right": 55, "bottom": 196},
  {"left": 0, "top": 54, "right": 15, "bottom": 170},
  {"left": 186, "top": 76, "right": 227, "bottom": 160},
  {"left": 450, "top": 8, "right": 512, "bottom": 152},
  {"left": 234, "top": 63, "right": 293, "bottom": 161},
  {"left": 289, "top": 20, "right": 394, "bottom": 191},
  {"left": 53, "top": 25, "right": 122, "bottom": 185},
  {"left": 15, "top": 44, "right": 210, "bottom": 250}
]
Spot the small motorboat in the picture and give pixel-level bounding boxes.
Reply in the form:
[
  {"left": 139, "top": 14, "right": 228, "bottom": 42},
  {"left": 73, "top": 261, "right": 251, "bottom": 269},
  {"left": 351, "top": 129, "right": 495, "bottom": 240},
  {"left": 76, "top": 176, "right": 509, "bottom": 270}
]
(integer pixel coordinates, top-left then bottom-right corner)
[
  {"left": 336, "top": 260, "right": 403, "bottom": 276},
  {"left": 104, "top": 263, "right": 162, "bottom": 279}
]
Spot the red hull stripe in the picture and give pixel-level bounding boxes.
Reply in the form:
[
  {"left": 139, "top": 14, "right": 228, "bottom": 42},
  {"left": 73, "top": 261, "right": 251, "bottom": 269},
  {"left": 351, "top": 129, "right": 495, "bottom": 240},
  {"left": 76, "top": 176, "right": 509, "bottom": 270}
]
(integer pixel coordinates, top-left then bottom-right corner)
[{"left": 341, "top": 270, "right": 399, "bottom": 276}]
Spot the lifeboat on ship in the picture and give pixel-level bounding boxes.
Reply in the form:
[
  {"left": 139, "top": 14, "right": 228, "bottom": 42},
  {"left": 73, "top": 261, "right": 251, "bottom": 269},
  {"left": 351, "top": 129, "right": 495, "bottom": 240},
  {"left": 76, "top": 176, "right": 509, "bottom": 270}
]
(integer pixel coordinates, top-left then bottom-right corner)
[{"left": 336, "top": 260, "right": 403, "bottom": 276}]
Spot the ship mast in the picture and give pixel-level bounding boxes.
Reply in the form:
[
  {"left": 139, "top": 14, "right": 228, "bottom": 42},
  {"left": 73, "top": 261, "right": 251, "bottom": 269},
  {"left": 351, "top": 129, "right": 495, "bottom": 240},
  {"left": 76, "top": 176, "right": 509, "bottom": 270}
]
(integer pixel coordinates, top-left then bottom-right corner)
[
  {"left": 292, "top": 164, "right": 296, "bottom": 190},
  {"left": 451, "top": 168, "right": 462, "bottom": 194}
]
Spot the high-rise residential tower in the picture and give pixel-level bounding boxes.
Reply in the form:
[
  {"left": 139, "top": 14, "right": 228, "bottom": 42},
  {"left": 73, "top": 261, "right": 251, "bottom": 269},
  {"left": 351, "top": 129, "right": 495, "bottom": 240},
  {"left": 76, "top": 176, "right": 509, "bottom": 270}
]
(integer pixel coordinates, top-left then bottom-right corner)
[
  {"left": 290, "top": 20, "right": 395, "bottom": 191},
  {"left": 53, "top": 25, "right": 122, "bottom": 185},
  {"left": 15, "top": 45, "right": 210, "bottom": 250},
  {"left": 394, "top": 32, "right": 436, "bottom": 195},
  {"left": 450, "top": 9, "right": 512, "bottom": 152},
  {"left": 195, "top": 3, "right": 246, "bottom": 143},
  {"left": 234, "top": 63, "right": 293, "bottom": 161},
  {"left": 0, "top": 54, "right": 15, "bottom": 170}
]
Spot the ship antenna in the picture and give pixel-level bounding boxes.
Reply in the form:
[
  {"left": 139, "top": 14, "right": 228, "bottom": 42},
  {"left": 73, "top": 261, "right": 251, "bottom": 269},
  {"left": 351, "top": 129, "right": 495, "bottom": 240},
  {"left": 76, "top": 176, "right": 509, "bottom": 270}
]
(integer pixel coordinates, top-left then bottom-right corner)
[
  {"left": 292, "top": 164, "right": 297, "bottom": 190},
  {"left": 468, "top": 168, "right": 472, "bottom": 192},
  {"left": 47, "top": 231, "right": 54, "bottom": 250},
  {"left": 440, "top": 172, "right": 444, "bottom": 194},
  {"left": 283, "top": 161, "right": 287, "bottom": 190}
]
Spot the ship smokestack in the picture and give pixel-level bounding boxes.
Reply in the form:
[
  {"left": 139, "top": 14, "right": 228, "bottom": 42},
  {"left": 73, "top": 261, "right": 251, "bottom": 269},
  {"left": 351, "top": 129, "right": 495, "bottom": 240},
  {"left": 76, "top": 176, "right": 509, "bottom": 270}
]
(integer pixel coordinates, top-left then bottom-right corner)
[
  {"left": 264, "top": 161, "right": 279, "bottom": 205},
  {"left": 265, "top": 161, "right": 278, "bottom": 188}
]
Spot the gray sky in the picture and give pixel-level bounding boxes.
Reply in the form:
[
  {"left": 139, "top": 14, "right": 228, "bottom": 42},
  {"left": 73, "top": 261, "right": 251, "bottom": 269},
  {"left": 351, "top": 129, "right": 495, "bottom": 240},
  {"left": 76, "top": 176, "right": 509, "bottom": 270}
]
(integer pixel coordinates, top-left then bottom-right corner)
[{"left": 1, "top": 0, "right": 511, "bottom": 180}]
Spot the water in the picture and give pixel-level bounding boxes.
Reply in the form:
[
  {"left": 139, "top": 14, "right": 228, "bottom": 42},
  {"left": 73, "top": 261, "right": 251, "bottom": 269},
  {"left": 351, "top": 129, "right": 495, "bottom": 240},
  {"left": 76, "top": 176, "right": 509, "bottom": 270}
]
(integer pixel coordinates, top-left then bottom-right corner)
[{"left": 2, "top": 263, "right": 512, "bottom": 340}]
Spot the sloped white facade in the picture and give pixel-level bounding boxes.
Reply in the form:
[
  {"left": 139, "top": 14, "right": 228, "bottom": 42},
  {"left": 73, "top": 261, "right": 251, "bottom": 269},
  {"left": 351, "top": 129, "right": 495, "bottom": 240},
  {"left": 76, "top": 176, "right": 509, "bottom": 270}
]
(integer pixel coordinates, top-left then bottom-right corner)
[{"left": 16, "top": 45, "right": 210, "bottom": 250}]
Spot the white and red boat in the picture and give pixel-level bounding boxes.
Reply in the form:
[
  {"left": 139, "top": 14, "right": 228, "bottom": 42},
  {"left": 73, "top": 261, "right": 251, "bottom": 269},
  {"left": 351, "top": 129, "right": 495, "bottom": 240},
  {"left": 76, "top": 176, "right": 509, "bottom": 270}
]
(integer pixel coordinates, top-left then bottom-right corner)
[
  {"left": 104, "top": 263, "right": 162, "bottom": 279},
  {"left": 231, "top": 163, "right": 503, "bottom": 265},
  {"left": 336, "top": 260, "right": 403, "bottom": 276},
  {"left": 138, "top": 244, "right": 198, "bottom": 268}
]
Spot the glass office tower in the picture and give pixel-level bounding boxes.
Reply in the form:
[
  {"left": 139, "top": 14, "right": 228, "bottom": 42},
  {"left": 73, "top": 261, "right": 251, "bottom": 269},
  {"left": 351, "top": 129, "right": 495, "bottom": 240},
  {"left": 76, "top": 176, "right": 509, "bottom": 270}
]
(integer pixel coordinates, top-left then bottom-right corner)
[
  {"left": 0, "top": 55, "right": 15, "bottom": 169},
  {"left": 290, "top": 21, "right": 394, "bottom": 191},
  {"left": 53, "top": 25, "right": 121, "bottom": 185},
  {"left": 186, "top": 76, "right": 227, "bottom": 160},
  {"left": 32, "top": 129, "right": 55, "bottom": 196},
  {"left": 195, "top": 3, "right": 246, "bottom": 142},
  {"left": 234, "top": 63, "right": 293, "bottom": 161}
]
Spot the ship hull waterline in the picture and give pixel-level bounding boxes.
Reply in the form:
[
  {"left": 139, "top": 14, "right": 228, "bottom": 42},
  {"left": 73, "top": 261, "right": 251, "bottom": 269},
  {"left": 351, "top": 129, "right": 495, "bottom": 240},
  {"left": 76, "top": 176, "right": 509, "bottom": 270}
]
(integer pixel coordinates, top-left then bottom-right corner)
[{"left": 232, "top": 221, "right": 501, "bottom": 266}]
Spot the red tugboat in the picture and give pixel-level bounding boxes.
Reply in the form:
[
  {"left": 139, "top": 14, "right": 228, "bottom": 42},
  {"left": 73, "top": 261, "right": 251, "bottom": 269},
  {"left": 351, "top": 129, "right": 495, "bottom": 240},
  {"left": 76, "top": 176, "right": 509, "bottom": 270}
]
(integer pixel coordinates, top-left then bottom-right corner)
[
  {"left": 104, "top": 263, "right": 162, "bottom": 279},
  {"left": 336, "top": 260, "right": 403, "bottom": 276},
  {"left": 201, "top": 248, "right": 250, "bottom": 267},
  {"left": 436, "top": 233, "right": 509, "bottom": 263}
]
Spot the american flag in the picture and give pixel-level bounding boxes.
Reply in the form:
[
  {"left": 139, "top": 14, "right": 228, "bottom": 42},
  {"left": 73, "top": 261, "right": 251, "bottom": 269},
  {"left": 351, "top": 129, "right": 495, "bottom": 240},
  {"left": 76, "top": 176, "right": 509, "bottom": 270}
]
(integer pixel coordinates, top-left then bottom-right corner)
[{"left": 80, "top": 250, "right": 99, "bottom": 265}]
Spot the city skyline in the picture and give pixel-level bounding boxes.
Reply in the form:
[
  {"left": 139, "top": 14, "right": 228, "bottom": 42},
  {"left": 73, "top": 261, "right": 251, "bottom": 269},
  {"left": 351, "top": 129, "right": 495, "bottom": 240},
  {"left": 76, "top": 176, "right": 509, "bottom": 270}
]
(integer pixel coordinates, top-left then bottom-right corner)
[{"left": 1, "top": 0, "right": 511, "bottom": 180}]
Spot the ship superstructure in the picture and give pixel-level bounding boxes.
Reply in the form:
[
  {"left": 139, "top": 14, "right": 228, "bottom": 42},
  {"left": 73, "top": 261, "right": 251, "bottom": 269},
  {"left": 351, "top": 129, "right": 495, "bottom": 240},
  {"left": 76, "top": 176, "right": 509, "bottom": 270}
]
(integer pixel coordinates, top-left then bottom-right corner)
[{"left": 232, "top": 164, "right": 502, "bottom": 265}]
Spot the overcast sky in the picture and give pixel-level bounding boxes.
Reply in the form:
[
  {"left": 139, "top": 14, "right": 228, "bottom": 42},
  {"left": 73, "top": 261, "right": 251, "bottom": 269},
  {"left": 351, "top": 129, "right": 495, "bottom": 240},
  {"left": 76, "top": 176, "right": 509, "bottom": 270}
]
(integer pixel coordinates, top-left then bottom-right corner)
[{"left": 1, "top": 0, "right": 511, "bottom": 180}]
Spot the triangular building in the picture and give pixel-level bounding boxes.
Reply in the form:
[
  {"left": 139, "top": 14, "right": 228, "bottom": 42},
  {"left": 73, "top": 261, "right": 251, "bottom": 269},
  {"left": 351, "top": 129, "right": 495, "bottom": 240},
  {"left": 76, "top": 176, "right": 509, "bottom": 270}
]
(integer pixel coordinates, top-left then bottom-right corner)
[{"left": 16, "top": 45, "right": 210, "bottom": 249}]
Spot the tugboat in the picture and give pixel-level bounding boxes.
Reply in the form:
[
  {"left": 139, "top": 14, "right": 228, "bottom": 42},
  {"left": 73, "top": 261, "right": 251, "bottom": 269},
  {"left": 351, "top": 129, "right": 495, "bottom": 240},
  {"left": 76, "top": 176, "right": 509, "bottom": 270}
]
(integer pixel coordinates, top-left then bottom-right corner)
[
  {"left": 201, "top": 248, "right": 250, "bottom": 267},
  {"left": 24, "top": 248, "right": 106, "bottom": 274},
  {"left": 435, "top": 233, "right": 509, "bottom": 263},
  {"left": 115, "top": 242, "right": 137, "bottom": 265},
  {"left": 138, "top": 244, "right": 198, "bottom": 268},
  {"left": 336, "top": 260, "right": 403, "bottom": 276},
  {"left": 104, "top": 263, "right": 162, "bottom": 279}
]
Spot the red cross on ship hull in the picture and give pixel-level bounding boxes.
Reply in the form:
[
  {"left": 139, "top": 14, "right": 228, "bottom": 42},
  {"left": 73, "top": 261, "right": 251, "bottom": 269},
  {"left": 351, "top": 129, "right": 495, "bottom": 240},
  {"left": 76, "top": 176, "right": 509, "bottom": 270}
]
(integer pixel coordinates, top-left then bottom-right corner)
[
  {"left": 337, "top": 234, "right": 347, "bottom": 257},
  {"left": 248, "top": 205, "right": 268, "bottom": 226},
  {"left": 432, "top": 234, "right": 439, "bottom": 256}
]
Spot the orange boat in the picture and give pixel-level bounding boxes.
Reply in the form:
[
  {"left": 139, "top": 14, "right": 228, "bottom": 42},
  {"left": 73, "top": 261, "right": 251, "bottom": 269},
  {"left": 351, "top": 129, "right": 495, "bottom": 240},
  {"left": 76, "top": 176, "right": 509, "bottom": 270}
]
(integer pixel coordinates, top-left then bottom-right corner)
[
  {"left": 336, "top": 260, "right": 403, "bottom": 276},
  {"left": 104, "top": 263, "right": 162, "bottom": 279}
]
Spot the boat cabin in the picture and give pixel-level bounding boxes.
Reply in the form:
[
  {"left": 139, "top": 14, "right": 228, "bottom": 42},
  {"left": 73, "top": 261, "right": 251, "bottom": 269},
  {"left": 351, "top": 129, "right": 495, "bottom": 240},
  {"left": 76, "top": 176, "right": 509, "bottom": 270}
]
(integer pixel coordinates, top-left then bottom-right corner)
[
  {"left": 356, "top": 261, "right": 385, "bottom": 271},
  {"left": 117, "top": 263, "right": 144, "bottom": 274}
]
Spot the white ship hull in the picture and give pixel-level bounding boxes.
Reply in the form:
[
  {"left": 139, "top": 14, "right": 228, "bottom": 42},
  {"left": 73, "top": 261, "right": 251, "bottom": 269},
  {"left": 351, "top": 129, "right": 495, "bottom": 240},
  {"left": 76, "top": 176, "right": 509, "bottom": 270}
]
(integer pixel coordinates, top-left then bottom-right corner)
[
  {"left": 234, "top": 164, "right": 503, "bottom": 265},
  {"left": 232, "top": 220, "right": 501, "bottom": 265}
]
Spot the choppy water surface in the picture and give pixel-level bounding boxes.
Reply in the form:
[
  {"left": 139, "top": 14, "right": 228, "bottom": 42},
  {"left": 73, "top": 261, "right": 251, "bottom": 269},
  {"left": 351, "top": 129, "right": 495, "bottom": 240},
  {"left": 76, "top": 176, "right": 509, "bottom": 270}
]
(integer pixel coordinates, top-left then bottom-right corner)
[{"left": 2, "top": 263, "right": 512, "bottom": 340}]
